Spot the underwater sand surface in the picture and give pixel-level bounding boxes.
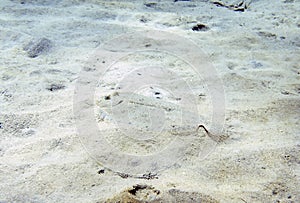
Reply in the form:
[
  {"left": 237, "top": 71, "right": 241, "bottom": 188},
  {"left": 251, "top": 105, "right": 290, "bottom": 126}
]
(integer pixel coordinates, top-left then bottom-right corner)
[{"left": 0, "top": 0, "right": 299, "bottom": 202}]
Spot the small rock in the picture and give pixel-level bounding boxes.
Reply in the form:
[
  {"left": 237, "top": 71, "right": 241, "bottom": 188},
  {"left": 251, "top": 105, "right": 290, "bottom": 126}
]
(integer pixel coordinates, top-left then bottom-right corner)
[
  {"left": 192, "top": 23, "right": 209, "bottom": 31},
  {"left": 24, "top": 37, "right": 52, "bottom": 58},
  {"left": 98, "top": 169, "right": 105, "bottom": 174}
]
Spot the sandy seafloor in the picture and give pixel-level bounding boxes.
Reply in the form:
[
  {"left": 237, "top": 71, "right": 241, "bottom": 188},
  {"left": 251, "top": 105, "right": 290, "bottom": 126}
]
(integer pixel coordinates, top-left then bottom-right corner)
[{"left": 0, "top": 0, "right": 299, "bottom": 202}]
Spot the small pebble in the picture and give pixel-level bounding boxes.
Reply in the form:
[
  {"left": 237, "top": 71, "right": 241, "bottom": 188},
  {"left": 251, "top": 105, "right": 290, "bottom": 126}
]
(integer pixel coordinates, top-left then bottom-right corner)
[
  {"left": 192, "top": 23, "right": 209, "bottom": 31},
  {"left": 98, "top": 169, "right": 105, "bottom": 174},
  {"left": 24, "top": 38, "right": 52, "bottom": 58}
]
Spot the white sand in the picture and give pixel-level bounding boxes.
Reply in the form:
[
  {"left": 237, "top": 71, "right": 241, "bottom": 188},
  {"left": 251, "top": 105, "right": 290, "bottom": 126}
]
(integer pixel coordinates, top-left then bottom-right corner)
[{"left": 0, "top": 0, "right": 299, "bottom": 202}]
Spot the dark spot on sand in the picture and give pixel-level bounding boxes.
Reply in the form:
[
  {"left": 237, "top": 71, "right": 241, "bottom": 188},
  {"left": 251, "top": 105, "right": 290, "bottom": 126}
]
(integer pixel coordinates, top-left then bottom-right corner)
[
  {"left": 98, "top": 169, "right": 105, "bottom": 174},
  {"left": 128, "top": 185, "right": 149, "bottom": 196},
  {"left": 144, "top": 2, "right": 157, "bottom": 8},
  {"left": 257, "top": 31, "right": 277, "bottom": 39},
  {"left": 140, "top": 16, "right": 148, "bottom": 23},
  {"left": 127, "top": 184, "right": 160, "bottom": 199},
  {"left": 46, "top": 84, "right": 65, "bottom": 92},
  {"left": 24, "top": 38, "right": 52, "bottom": 58},
  {"left": 192, "top": 23, "right": 209, "bottom": 31}
]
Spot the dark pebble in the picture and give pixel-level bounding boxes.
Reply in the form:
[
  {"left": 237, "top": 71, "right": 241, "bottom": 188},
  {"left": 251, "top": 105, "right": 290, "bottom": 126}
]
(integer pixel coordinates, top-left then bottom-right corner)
[
  {"left": 98, "top": 169, "right": 105, "bottom": 174},
  {"left": 192, "top": 24, "right": 209, "bottom": 31}
]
